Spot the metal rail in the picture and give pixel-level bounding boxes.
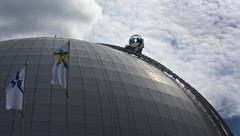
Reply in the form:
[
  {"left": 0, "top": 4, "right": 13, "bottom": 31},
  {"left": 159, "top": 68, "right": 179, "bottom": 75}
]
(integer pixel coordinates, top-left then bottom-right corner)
[{"left": 99, "top": 43, "right": 233, "bottom": 136}]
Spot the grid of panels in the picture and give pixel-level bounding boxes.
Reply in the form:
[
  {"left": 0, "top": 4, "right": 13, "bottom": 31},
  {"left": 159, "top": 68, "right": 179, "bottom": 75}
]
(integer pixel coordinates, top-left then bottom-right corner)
[{"left": 0, "top": 37, "right": 220, "bottom": 136}]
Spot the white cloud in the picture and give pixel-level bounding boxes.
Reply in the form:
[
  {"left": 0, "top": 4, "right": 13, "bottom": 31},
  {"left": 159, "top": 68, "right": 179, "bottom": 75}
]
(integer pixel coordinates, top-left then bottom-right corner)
[
  {"left": 0, "top": 0, "right": 102, "bottom": 40},
  {"left": 85, "top": 0, "right": 240, "bottom": 118}
]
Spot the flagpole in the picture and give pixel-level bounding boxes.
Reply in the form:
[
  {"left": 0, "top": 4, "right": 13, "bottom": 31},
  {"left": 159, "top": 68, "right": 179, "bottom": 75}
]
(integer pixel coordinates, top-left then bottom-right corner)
[
  {"left": 21, "top": 62, "right": 28, "bottom": 136},
  {"left": 21, "top": 62, "right": 28, "bottom": 118},
  {"left": 66, "top": 40, "right": 70, "bottom": 98},
  {"left": 65, "top": 40, "right": 70, "bottom": 136}
]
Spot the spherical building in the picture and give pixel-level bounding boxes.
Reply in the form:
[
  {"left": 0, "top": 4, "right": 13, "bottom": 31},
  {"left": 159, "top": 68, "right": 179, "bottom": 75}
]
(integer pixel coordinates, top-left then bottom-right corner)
[{"left": 0, "top": 37, "right": 232, "bottom": 136}]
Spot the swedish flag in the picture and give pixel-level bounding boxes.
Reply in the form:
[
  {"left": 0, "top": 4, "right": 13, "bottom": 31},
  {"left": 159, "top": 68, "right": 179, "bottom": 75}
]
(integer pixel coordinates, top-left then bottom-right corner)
[{"left": 51, "top": 42, "right": 69, "bottom": 88}]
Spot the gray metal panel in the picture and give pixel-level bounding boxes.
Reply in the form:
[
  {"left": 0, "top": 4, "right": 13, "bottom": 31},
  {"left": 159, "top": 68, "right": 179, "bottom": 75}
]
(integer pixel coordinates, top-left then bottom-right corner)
[{"left": 0, "top": 37, "right": 224, "bottom": 136}]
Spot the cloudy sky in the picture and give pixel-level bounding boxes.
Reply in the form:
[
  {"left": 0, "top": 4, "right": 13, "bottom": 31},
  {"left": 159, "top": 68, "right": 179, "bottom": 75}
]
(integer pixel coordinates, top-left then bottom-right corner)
[{"left": 0, "top": 0, "right": 239, "bottom": 134}]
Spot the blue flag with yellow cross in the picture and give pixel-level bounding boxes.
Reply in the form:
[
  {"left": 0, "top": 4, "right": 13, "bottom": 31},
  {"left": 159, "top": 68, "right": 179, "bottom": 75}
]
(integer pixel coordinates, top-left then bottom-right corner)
[{"left": 51, "top": 43, "right": 69, "bottom": 88}]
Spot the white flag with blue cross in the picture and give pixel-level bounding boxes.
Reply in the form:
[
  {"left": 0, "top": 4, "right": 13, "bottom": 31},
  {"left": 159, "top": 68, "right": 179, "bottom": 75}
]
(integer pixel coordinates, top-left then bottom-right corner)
[
  {"left": 51, "top": 43, "right": 69, "bottom": 88},
  {"left": 6, "top": 67, "right": 26, "bottom": 110}
]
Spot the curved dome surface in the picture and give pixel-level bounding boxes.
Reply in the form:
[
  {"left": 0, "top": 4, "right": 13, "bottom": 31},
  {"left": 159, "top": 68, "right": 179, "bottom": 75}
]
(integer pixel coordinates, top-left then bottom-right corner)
[{"left": 0, "top": 37, "right": 224, "bottom": 136}]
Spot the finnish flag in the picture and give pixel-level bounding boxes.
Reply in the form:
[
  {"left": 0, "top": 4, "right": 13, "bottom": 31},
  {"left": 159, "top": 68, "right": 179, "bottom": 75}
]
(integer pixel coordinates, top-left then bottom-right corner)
[
  {"left": 51, "top": 43, "right": 69, "bottom": 88},
  {"left": 6, "top": 67, "right": 25, "bottom": 110}
]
